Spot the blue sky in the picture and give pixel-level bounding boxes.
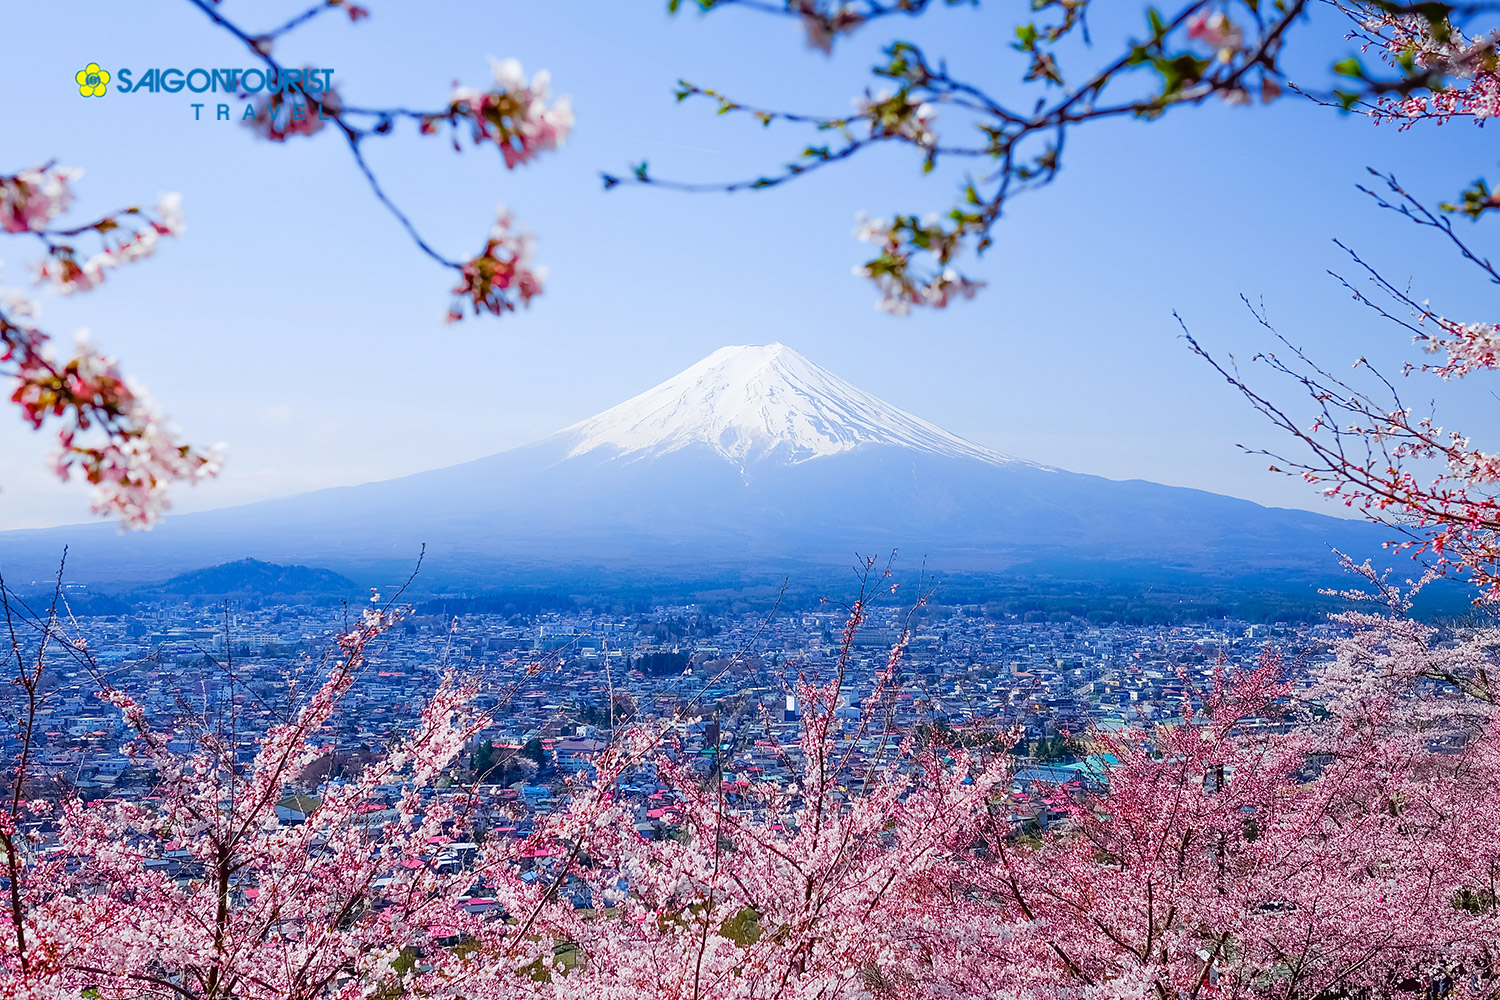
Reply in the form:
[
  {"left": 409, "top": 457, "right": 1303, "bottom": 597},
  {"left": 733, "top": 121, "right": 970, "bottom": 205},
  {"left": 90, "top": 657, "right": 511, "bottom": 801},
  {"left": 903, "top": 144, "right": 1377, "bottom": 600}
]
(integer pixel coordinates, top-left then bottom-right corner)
[{"left": 1, "top": 0, "right": 1496, "bottom": 530}]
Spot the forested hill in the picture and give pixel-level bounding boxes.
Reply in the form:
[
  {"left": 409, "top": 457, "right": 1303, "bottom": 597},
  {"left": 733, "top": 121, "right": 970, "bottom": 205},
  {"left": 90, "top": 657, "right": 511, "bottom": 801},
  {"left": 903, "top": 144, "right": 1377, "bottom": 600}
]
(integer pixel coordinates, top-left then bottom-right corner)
[{"left": 155, "top": 558, "right": 357, "bottom": 597}]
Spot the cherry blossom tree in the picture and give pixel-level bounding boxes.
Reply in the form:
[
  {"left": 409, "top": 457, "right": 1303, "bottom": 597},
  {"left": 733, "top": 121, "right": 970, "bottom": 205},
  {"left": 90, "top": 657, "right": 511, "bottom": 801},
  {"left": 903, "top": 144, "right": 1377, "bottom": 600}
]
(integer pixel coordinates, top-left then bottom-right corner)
[
  {"left": 487, "top": 578, "right": 1019, "bottom": 1000},
  {"left": 945, "top": 636, "right": 1500, "bottom": 999},
  {"left": 1186, "top": 168, "right": 1500, "bottom": 602},
  {"left": 1126, "top": 126, "right": 1500, "bottom": 1000},
  {"left": 2, "top": 583, "right": 451, "bottom": 998},
  {"left": 0, "top": 562, "right": 596, "bottom": 1000}
]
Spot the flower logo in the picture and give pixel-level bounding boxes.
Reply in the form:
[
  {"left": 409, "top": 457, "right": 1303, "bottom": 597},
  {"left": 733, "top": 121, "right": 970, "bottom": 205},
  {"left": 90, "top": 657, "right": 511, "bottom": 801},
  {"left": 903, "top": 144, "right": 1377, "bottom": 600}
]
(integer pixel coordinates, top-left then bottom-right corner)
[{"left": 75, "top": 63, "right": 110, "bottom": 98}]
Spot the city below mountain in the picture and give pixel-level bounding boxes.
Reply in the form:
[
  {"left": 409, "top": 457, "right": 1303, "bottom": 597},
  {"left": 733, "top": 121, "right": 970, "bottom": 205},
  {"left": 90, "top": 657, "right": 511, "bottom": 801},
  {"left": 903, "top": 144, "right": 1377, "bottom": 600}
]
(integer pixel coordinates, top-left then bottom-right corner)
[{"left": 1, "top": 344, "right": 1407, "bottom": 611}]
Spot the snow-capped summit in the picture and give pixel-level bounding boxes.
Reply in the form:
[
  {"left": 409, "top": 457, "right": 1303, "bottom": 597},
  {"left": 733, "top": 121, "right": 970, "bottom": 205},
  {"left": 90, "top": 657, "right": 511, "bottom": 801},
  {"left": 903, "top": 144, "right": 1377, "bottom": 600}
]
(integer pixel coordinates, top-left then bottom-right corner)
[{"left": 557, "top": 343, "right": 1020, "bottom": 467}]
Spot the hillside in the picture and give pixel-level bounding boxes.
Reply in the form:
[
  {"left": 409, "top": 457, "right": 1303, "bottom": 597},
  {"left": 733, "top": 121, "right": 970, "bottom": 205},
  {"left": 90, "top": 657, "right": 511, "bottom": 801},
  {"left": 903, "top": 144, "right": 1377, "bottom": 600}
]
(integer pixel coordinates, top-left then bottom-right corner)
[{"left": 154, "top": 558, "right": 357, "bottom": 597}]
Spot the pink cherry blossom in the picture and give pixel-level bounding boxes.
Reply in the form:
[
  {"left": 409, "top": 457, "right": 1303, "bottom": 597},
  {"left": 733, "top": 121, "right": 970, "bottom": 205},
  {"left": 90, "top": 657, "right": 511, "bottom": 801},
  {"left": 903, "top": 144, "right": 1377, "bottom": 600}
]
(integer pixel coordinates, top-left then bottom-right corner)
[
  {"left": 856, "top": 88, "right": 939, "bottom": 148},
  {"left": 853, "top": 212, "right": 985, "bottom": 315},
  {"left": 0, "top": 164, "right": 82, "bottom": 234},
  {"left": 1188, "top": 11, "right": 1245, "bottom": 58},
  {"left": 447, "top": 205, "right": 547, "bottom": 321},
  {"left": 448, "top": 58, "right": 575, "bottom": 169},
  {"left": 2, "top": 318, "right": 220, "bottom": 527},
  {"left": 796, "top": 0, "right": 864, "bottom": 54},
  {"left": 2, "top": 164, "right": 210, "bottom": 525},
  {"left": 1340, "top": 3, "right": 1500, "bottom": 126}
]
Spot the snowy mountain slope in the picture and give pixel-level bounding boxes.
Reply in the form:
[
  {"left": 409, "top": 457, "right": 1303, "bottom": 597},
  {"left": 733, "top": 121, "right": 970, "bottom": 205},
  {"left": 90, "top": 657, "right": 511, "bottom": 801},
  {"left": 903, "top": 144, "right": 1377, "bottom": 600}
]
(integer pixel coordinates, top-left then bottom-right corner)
[
  {"left": 0, "top": 342, "right": 1391, "bottom": 596},
  {"left": 555, "top": 343, "right": 1029, "bottom": 469}
]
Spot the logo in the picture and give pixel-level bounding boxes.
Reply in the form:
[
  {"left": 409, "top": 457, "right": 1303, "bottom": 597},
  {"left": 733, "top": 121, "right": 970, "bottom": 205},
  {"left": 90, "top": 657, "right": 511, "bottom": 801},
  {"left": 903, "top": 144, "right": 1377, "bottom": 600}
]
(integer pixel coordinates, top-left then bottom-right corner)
[
  {"left": 75, "top": 63, "right": 110, "bottom": 98},
  {"left": 65, "top": 62, "right": 339, "bottom": 125}
]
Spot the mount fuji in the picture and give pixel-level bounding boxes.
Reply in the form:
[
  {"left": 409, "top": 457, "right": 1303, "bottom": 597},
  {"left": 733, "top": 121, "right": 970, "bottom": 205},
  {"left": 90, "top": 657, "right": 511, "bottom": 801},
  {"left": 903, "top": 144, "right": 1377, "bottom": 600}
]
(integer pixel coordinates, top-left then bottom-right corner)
[
  {"left": 557, "top": 343, "right": 1018, "bottom": 469},
  {"left": 0, "top": 343, "right": 1388, "bottom": 599}
]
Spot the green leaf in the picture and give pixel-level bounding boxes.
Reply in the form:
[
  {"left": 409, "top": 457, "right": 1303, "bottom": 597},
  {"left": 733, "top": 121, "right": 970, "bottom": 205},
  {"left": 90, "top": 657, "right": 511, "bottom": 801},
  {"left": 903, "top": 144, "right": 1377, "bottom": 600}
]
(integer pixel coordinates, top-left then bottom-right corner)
[
  {"left": 1152, "top": 53, "right": 1209, "bottom": 95},
  {"left": 1333, "top": 57, "right": 1366, "bottom": 79},
  {"left": 719, "top": 907, "right": 763, "bottom": 947},
  {"left": 1440, "top": 178, "right": 1498, "bottom": 219},
  {"left": 1146, "top": 7, "right": 1167, "bottom": 40}
]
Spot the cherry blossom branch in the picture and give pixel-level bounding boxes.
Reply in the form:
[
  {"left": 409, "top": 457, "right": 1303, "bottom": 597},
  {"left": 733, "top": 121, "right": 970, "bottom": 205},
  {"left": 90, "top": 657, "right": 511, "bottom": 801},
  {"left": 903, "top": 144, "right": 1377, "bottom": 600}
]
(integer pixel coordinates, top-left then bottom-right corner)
[
  {"left": 1, "top": 162, "right": 214, "bottom": 525},
  {"left": 623, "top": 0, "right": 1500, "bottom": 314},
  {"left": 1357, "top": 168, "right": 1500, "bottom": 280},
  {"left": 1, "top": 2, "right": 574, "bottom": 522},
  {"left": 1183, "top": 237, "right": 1500, "bottom": 599},
  {"left": 182, "top": 0, "right": 567, "bottom": 320},
  {"left": 614, "top": 0, "right": 1310, "bottom": 313},
  {"left": 0, "top": 297, "right": 222, "bottom": 527}
]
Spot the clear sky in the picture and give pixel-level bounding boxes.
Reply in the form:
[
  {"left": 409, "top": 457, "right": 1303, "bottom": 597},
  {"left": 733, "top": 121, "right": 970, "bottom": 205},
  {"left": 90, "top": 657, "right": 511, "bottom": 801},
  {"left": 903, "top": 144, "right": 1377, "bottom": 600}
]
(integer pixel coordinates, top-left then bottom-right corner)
[{"left": 1, "top": 0, "right": 1495, "bottom": 530}]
